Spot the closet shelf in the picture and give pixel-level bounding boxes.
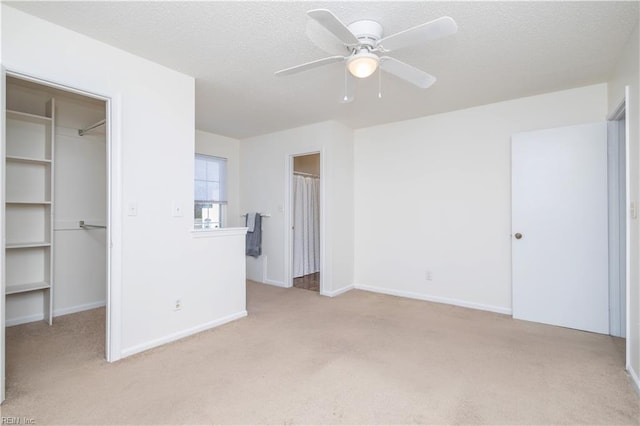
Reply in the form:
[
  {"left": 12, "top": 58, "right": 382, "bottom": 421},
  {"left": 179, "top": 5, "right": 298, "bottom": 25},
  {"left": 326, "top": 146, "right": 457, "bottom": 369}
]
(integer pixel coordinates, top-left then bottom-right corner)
[
  {"left": 6, "top": 281, "right": 51, "bottom": 295},
  {"left": 6, "top": 155, "right": 52, "bottom": 164},
  {"left": 7, "top": 109, "right": 52, "bottom": 124},
  {"left": 5, "top": 88, "right": 55, "bottom": 325},
  {"left": 6, "top": 201, "right": 52, "bottom": 205},
  {"left": 6, "top": 241, "right": 51, "bottom": 249}
]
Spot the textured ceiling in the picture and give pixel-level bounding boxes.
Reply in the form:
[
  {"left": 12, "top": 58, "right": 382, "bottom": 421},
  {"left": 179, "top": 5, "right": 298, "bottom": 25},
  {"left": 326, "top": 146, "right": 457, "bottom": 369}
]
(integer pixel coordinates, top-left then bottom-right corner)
[{"left": 6, "top": 1, "right": 639, "bottom": 139}]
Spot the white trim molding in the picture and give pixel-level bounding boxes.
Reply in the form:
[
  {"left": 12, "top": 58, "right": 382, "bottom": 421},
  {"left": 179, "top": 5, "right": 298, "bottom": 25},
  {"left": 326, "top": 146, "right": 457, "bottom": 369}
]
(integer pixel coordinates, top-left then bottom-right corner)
[
  {"left": 353, "top": 283, "right": 512, "bottom": 315},
  {"left": 321, "top": 285, "right": 354, "bottom": 297},
  {"left": 107, "top": 92, "right": 122, "bottom": 363},
  {"left": 191, "top": 227, "right": 248, "bottom": 238},
  {"left": 6, "top": 300, "right": 106, "bottom": 327},
  {"left": 120, "top": 310, "right": 248, "bottom": 358},
  {"left": 6, "top": 313, "right": 46, "bottom": 327},
  {"left": 54, "top": 301, "right": 106, "bottom": 317},
  {"left": 263, "top": 279, "right": 287, "bottom": 288},
  {"left": 284, "top": 149, "right": 326, "bottom": 292},
  {"left": 628, "top": 365, "right": 640, "bottom": 397}
]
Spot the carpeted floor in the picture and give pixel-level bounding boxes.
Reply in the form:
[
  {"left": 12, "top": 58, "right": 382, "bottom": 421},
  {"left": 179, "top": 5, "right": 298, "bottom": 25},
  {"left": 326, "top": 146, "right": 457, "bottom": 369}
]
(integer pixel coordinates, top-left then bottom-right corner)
[{"left": 2, "top": 280, "right": 639, "bottom": 424}]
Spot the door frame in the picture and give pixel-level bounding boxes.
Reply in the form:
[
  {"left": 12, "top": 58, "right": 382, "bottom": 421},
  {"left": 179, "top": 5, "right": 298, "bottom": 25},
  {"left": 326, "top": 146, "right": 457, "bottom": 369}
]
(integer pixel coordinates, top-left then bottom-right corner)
[
  {"left": 284, "top": 150, "right": 324, "bottom": 293},
  {"left": 1, "top": 65, "right": 6, "bottom": 403},
  {"left": 607, "top": 88, "right": 631, "bottom": 370},
  {"left": 1, "top": 70, "right": 120, "bottom": 390},
  {"left": 608, "top": 94, "right": 629, "bottom": 339}
]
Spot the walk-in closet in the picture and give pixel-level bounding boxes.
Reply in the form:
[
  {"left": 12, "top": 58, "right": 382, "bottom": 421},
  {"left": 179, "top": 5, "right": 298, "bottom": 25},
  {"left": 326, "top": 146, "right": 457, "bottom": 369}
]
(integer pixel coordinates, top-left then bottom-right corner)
[{"left": 4, "top": 75, "right": 107, "bottom": 334}]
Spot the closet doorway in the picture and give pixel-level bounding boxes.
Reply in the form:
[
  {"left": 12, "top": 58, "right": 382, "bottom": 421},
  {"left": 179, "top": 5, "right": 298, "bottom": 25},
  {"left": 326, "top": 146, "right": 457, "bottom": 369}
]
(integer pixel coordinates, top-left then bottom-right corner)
[
  {"left": 291, "top": 153, "right": 321, "bottom": 292},
  {"left": 3, "top": 74, "right": 109, "bottom": 398}
]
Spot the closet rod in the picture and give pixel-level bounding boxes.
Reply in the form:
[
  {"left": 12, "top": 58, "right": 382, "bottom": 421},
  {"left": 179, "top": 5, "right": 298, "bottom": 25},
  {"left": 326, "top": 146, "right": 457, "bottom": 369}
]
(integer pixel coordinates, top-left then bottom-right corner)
[
  {"left": 78, "top": 119, "right": 106, "bottom": 136},
  {"left": 293, "top": 171, "right": 319, "bottom": 178},
  {"left": 79, "top": 220, "right": 107, "bottom": 229},
  {"left": 241, "top": 213, "right": 271, "bottom": 218}
]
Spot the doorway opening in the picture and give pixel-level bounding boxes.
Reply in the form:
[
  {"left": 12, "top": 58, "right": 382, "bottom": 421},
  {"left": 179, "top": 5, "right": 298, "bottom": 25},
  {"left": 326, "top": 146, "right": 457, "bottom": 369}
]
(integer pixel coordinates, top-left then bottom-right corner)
[
  {"left": 291, "top": 153, "right": 321, "bottom": 292},
  {"left": 3, "top": 73, "right": 109, "bottom": 400}
]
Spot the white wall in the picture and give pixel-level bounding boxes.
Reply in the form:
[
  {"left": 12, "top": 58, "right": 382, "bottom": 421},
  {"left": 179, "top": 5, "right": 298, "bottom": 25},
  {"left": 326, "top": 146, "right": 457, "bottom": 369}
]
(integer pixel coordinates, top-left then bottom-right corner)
[
  {"left": 2, "top": 6, "right": 247, "bottom": 360},
  {"left": 54, "top": 95, "right": 107, "bottom": 319},
  {"left": 607, "top": 22, "right": 640, "bottom": 388},
  {"left": 326, "top": 122, "right": 355, "bottom": 296},
  {"left": 240, "top": 121, "right": 354, "bottom": 295},
  {"left": 53, "top": 123, "right": 107, "bottom": 317},
  {"left": 195, "top": 130, "right": 241, "bottom": 227},
  {"left": 354, "top": 84, "right": 608, "bottom": 313}
]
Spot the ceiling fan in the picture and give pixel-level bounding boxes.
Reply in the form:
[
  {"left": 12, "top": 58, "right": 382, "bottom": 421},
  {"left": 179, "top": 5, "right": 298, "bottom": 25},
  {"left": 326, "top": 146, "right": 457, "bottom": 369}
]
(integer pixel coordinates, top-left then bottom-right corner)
[{"left": 275, "top": 9, "right": 458, "bottom": 102}]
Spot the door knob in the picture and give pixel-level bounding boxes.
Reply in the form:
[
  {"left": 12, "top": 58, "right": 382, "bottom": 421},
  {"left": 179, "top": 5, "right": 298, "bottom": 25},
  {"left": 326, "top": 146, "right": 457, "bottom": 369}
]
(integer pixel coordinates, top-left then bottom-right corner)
[{"left": 514, "top": 233, "right": 523, "bottom": 239}]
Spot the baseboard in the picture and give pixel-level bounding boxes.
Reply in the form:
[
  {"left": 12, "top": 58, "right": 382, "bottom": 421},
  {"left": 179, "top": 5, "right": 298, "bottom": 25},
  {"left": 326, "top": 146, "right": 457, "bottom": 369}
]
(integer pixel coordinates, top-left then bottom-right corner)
[
  {"left": 5, "top": 313, "right": 45, "bottom": 327},
  {"left": 628, "top": 364, "right": 640, "bottom": 396},
  {"left": 120, "top": 310, "right": 248, "bottom": 358},
  {"left": 54, "top": 301, "right": 106, "bottom": 317},
  {"left": 5, "top": 301, "right": 107, "bottom": 326},
  {"left": 321, "top": 284, "right": 354, "bottom": 297},
  {"left": 353, "top": 283, "right": 512, "bottom": 315},
  {"left": 263, "top": 279, "right": 288, "bottom": 288}
]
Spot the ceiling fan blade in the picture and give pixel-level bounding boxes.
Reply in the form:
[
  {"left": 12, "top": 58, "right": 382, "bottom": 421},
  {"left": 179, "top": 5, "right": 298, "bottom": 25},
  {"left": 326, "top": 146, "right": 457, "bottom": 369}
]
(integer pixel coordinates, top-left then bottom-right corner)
[
  {"left": 306, "top": 19, "right": 351, "bottom": 55},
  {"left": 379, "top": 57, "right": 436, "bottom": 89},
  {"left": 275, "top": 56, "right": 345, "bottom": 76},
  {"left": 307, "top": 9, "right": 359, "bottom": 46},
  {"left": 377, "top": 16, "right": 458, "bottom": 52}
]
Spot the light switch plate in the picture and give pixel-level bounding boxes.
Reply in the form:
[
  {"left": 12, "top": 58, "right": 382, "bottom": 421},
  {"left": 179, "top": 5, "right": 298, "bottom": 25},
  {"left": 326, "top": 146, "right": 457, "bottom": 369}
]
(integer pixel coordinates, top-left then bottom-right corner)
[
  {"left": 127, "top": 202, "right": 138, "bottom": 216},
  {"left": 172, "top": 201, "right": 183, "bottom": 217}
]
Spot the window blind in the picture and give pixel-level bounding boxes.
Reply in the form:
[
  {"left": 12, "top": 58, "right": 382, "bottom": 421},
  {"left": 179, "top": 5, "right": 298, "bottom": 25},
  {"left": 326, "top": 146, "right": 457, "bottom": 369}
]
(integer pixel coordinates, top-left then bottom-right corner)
[{"left": 195, "top": 154, "right": 227, "bottom": 204}]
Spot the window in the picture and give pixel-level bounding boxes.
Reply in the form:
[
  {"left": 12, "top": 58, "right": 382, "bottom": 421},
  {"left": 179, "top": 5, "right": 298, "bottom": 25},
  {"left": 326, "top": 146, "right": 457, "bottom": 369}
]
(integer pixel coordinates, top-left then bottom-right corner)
[{"left": 195, "top": 154, "right": 227, "bottom": 229}]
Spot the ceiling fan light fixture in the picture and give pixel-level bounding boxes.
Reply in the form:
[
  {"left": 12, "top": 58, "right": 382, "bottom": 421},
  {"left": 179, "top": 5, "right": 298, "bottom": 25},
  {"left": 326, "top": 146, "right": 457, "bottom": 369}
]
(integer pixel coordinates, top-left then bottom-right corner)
[{"left": 347, "top": 50, "right": 379, "bottom": 78}]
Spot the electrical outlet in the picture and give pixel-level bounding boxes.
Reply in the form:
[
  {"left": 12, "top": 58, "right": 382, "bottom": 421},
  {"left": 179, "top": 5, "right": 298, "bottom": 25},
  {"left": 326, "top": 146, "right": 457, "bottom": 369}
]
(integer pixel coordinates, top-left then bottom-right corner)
[
  {"left": 174, "top": 299, "right": 182, "bottom": 311},
  {"left": 425, "top": 270, "right": 433, "bottom": 281}
]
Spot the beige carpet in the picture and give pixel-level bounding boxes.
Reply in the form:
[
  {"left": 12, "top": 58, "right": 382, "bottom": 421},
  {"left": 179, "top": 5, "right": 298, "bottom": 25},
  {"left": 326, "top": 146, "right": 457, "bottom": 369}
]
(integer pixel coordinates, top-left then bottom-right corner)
[{"left": 1, "top": 281, "right": 639, "bottom": 425}]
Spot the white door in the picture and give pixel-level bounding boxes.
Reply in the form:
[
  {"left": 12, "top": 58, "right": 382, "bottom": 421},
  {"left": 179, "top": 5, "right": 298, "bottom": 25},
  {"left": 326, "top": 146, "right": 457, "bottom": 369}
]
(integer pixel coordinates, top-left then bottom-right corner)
[{"left": 512, "top": 122, "right": 608, "bottom": 334}]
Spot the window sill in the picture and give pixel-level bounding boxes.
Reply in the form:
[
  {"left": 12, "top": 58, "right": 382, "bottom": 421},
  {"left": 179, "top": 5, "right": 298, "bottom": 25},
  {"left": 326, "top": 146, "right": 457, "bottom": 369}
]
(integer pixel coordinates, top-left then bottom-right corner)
[{"left": 190, "top": 227, "right": 248, "bottom": 238}]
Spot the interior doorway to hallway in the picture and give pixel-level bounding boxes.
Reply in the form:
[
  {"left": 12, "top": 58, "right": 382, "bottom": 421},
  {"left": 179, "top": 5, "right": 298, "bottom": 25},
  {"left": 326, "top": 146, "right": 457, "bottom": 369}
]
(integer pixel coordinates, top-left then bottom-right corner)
[{"left": 291, "top": 153, "right": 321, "bottom": 292}]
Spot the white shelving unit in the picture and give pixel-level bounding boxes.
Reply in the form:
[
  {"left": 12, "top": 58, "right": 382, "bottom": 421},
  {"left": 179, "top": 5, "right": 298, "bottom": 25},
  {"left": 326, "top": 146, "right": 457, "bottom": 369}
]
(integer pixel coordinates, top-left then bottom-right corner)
[{"left": 5, "top": 101, "right": 55, "bottom": 325}]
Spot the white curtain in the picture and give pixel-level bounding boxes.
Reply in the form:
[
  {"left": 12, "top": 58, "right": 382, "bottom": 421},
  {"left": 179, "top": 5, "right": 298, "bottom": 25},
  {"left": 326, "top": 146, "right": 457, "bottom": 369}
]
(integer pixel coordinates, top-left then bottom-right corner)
[{"left": 293, "top": 175, "right": 320, "bottom": 278}]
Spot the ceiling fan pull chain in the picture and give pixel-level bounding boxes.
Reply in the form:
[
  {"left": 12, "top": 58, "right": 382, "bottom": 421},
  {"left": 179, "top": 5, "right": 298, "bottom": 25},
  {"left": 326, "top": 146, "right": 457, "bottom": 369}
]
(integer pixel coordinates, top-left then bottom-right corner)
[
  {"left": 378, "top": 68, "right": 383, "bottom": 99},
  {"left": 343, "top": 67, "right": 349, "bottom": 102}
]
